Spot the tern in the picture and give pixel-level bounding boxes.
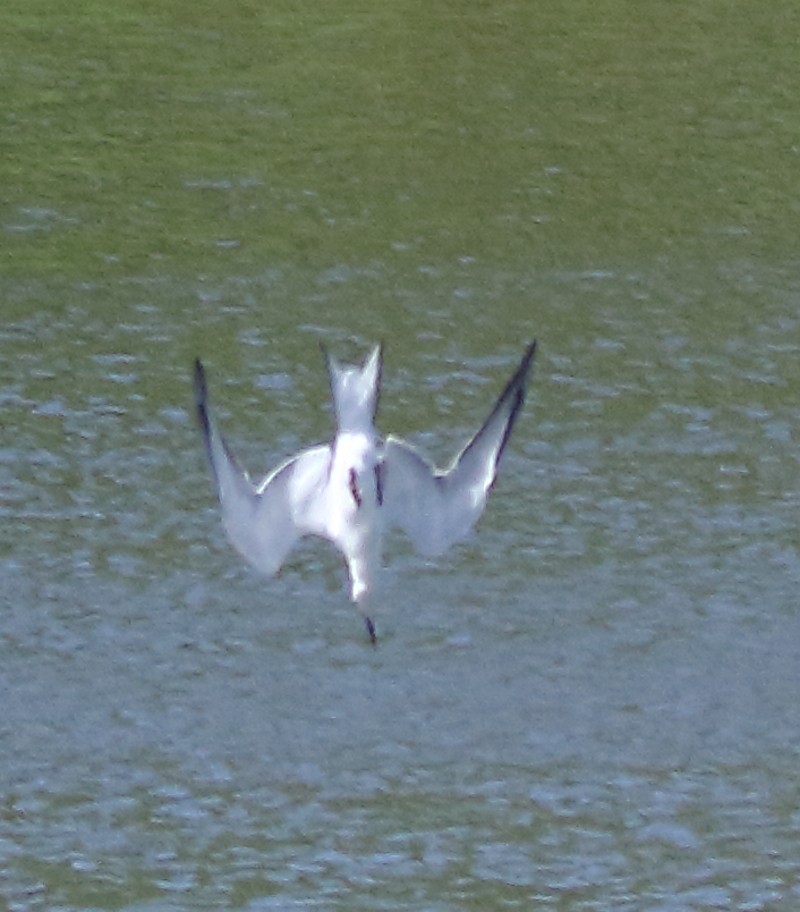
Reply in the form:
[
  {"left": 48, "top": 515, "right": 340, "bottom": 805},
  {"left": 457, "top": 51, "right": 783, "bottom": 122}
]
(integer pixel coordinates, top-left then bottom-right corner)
[{"left": 194, "top": 340, "right": 536, "bottom": 643}]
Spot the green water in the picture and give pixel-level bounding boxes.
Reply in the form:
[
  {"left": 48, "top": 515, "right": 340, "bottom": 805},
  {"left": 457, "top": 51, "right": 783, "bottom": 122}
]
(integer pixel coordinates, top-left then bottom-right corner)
[
  {"left": 3, "top": 1, "right": 800, "bottom": 909},
  {"left": 4, "top": 0, "right": 800, "bottom": 278}
]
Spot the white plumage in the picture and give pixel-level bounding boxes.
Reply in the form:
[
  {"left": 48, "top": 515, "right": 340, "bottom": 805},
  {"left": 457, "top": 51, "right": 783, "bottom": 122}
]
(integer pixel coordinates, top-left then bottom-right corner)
[{"left": 194, "top": 340, "right": 536, "bottom": 642}]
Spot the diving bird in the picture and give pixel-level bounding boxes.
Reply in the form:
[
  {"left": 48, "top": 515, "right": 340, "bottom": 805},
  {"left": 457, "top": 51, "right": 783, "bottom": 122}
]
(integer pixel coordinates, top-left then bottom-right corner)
[{"left": 194, "top": 340, "right": 536, "bottom": 643}]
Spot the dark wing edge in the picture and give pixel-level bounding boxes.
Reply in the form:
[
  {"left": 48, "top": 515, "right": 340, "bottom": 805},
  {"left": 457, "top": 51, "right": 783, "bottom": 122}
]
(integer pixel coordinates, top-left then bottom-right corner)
[
  {"left": 454, "top": 339, "right": 537, "bottom": 483},
  {"left": 193, "top": 358, "right": 306, "bottom": 576},
  {"left": 381, "top": 340, "right": 537, "bottom": 556},
  {"left": 194, "top": 357, "right": 241, "bottom": 497}
]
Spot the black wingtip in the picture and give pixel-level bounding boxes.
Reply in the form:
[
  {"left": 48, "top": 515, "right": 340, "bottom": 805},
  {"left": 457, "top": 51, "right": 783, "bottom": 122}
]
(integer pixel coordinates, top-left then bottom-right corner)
[
  {"left": 193, "top": 358, "right": 213, "bottom": 441},
  {"left": 475, "top": 338, "right": 538, "bottom": 469},
  {"left": 192, "top": 358, "right": 220, "bottom": 491},
  {"left": 506, "top": 339, "right": 537, "bottom": 409},
  {"left": 193, "top": 357, "right": 208, "bottom": 408},
  {"left": 519, "top": 339, "right": 537, "bottom": 380},
  {"left": 499, "top": 339, "right": 537, "bottom": 408}
]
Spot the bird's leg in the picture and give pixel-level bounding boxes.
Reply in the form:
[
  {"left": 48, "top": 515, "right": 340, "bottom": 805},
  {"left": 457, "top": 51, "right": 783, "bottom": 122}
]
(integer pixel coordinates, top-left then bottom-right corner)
[{"left": 364, "top": 614, "right": 377, "bottom": 645}]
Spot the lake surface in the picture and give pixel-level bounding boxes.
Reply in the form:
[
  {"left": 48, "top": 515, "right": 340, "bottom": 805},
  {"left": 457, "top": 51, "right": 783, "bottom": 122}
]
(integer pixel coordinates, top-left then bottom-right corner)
[{"left": 2, "top": 1, "right": 800, "bottom": 909}]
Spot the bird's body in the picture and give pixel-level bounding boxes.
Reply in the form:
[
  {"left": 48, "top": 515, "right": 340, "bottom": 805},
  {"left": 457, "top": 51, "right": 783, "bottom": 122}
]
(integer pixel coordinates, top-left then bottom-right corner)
[{"left": 194, "top": 341, "right": 536, "bottom": 642}]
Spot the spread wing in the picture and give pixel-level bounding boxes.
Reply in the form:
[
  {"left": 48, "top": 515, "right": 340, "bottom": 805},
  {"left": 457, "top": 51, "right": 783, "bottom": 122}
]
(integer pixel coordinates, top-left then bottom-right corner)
[
  {"left": 381, "top": 341, "right": 536, "bottom": 556},
  {"left": 194, "top": 359, "right": 332, "bottom": 575}
]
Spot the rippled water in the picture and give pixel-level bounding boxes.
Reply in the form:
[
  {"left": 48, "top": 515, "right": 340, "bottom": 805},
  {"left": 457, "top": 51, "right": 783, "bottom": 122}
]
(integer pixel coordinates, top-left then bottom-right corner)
[
  {"left": 4, "top": 0, "right": 800, "bottom": 908},
  {"left": 3, "top": 260, "right": 800, "bottom": 910}
]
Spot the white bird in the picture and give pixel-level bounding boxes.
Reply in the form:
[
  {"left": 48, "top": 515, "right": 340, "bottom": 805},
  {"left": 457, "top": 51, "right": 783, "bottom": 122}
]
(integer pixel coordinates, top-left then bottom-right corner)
[{"left": 194, "top": 340, "right": 536, "bottom": 642}]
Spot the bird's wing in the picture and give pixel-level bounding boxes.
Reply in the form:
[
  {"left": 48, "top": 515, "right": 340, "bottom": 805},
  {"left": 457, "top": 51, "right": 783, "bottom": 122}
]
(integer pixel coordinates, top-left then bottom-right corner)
[
  {"left": 381, "top": 340, "right": 536, "bottom": 556},
  {"left": 194, "top": 359, "right": 332, "bottom": 575}
]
